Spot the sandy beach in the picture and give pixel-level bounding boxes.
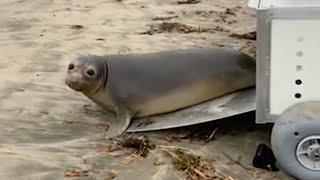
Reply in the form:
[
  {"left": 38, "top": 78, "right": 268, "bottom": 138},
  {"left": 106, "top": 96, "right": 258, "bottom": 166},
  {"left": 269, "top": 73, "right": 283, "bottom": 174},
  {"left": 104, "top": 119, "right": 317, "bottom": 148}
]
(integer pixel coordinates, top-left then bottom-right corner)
[{"left": 0, "top": 0, "right": 293, "bottom": 179}]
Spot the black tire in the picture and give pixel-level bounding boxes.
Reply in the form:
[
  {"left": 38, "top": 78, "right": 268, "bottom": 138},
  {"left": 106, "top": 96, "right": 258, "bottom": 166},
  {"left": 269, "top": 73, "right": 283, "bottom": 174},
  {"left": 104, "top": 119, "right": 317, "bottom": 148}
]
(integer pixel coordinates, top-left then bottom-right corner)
[{"left": 271, "top": 101, "right": 320, "bottom": 180}]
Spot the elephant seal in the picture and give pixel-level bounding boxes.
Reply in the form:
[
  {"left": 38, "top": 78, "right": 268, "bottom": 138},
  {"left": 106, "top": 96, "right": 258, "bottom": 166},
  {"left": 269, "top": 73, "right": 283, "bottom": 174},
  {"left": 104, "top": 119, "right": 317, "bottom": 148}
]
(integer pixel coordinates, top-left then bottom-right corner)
[{"left": 65, "top": 48, "right": 255, "bottom": 137}]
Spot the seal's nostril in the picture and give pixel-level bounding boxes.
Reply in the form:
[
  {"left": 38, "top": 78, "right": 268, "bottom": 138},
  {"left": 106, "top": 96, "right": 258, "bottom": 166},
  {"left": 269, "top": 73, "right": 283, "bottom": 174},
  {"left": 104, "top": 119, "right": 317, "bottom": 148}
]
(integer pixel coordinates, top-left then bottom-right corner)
[{"left": 68, "top": 63, "right": 75, "bottom": 70}]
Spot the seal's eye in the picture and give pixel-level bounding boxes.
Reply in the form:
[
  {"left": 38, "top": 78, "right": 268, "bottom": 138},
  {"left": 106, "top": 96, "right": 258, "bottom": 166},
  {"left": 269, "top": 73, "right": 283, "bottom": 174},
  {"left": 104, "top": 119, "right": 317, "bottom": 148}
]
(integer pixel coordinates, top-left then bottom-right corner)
[
  {"left": 68, "top": 63, "right": 75, "bottom": 70},
  {"left": 86, "top": 69, "right": 95, "bottom": 76}
]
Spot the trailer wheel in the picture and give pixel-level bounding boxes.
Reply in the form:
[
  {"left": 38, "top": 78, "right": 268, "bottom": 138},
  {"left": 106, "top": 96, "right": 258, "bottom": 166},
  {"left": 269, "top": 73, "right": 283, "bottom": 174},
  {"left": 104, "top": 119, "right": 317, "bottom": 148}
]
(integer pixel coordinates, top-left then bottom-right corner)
[{"left": 271, "top": 102, "right": 320, "bottom": 180}]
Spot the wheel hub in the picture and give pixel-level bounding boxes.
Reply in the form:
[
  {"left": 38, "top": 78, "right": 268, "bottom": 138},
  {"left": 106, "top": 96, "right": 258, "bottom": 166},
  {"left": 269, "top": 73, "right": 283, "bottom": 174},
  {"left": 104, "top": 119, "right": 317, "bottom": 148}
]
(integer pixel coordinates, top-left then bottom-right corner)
[
  {"left": 307, "top": 144, "right": 320, "bottom": 161},
  {"left": 296, "top": 135, "right": 320, "bottom": 170}
]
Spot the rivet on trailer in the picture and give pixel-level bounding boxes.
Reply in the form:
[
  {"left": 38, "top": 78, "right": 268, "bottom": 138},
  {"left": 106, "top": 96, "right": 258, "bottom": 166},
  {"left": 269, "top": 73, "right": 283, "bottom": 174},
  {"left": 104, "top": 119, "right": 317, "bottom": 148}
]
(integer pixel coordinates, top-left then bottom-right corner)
[{"left": 248, "top": 0, "right": 320, "bottom": 179}]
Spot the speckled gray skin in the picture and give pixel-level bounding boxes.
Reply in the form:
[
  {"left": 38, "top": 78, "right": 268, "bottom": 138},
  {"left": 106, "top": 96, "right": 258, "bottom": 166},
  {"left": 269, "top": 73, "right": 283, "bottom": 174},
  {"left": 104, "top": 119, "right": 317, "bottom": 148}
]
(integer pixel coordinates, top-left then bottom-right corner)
[{"left": 65, "top": 48, "right": 256, "bottom": 138}]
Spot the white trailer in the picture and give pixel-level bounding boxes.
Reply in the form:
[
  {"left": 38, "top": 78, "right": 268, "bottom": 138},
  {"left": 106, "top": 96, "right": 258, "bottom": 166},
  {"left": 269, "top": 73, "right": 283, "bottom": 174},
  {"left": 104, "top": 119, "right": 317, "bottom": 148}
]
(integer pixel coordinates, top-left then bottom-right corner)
[{"left": 249, "top": 0, "right": 320, "bottom": 179}]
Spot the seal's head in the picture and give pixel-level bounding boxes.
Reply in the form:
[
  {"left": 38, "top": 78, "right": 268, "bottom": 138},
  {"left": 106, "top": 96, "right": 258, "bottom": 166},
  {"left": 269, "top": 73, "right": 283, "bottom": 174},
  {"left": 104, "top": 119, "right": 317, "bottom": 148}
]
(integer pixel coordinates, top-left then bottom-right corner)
[{"left": 65, "top": 55, "right": 108, "bottom": 94}]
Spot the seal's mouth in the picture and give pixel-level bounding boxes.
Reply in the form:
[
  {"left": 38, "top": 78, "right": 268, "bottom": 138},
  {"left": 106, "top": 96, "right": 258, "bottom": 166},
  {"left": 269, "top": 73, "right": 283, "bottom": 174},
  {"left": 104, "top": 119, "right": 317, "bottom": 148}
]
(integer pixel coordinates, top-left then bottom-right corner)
[
  {"left": 68, "top": 85, "right": 84, "bottom": 92},
  {"left": 65, "top": 78, "right": 84, "bottom": 92}
]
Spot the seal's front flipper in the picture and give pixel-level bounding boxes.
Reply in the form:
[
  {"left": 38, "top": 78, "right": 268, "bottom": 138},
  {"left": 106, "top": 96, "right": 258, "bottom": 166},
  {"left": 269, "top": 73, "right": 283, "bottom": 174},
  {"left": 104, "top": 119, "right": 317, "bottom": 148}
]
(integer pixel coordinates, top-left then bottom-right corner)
[{"left": 105, "top": 107, "right": 132, "bottom": 139}]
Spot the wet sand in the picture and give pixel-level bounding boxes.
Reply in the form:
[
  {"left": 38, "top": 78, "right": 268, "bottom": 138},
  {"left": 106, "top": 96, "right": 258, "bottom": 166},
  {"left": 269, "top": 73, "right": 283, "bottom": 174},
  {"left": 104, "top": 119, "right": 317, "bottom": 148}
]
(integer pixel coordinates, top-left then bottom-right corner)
[{"left": 0, "top": 0, "right": 292, "bottom": 179}]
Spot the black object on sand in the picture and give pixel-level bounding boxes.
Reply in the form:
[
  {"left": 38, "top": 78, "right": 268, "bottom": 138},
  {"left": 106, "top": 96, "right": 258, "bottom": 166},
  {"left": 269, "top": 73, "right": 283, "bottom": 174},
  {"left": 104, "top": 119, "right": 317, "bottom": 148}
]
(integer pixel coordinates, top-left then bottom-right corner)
[{"left": 253, "top": 143, "right": 279, "bottom": 172}]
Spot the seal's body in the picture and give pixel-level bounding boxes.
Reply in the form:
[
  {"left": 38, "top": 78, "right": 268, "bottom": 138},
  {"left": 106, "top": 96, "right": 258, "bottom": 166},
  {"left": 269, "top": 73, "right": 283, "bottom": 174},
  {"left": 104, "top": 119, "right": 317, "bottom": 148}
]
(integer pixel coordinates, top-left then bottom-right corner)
[{"left": 65, "top": 48, "right": 255, "bottom": 137}]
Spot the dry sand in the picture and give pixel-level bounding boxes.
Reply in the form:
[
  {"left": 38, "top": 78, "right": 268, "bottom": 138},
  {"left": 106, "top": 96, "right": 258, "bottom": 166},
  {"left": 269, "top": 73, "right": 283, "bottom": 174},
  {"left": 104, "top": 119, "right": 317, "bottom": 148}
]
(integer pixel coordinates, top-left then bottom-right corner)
[{"left": 0, "top": 0, "right": 293, "bottom": 179}]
